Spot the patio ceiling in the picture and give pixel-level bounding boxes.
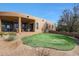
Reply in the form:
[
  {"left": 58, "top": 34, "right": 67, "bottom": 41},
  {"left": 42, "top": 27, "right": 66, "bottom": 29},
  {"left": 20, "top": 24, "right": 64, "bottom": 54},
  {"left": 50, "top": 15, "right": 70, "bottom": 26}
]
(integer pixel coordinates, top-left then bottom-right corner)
[{"left": 1, "top": 16, "right": 35, "bottom": 23}]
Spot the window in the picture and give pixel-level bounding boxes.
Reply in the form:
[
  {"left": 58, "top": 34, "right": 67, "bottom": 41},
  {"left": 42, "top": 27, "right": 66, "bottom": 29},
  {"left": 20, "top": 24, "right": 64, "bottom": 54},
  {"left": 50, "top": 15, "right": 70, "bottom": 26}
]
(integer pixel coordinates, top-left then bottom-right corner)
[
  {"left": 52, "top": 25, "right": 53, "bottom": 28},
  {"left": 45, "top": 22, "right": 48, "bottom": 29},
  {"left": 36, "top": 23, "right": 39, "bottom": 29},
  {"left": 7, "top": 25, "right": 10, "bottom": 29}
]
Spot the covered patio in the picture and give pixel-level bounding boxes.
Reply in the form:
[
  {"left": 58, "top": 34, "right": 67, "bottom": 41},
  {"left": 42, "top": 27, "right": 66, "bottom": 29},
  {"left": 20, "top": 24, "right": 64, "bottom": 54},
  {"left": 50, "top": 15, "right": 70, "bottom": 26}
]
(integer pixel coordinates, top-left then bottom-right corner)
[{"left": 0, "top": 16, "right": 35, "bottom": 33}]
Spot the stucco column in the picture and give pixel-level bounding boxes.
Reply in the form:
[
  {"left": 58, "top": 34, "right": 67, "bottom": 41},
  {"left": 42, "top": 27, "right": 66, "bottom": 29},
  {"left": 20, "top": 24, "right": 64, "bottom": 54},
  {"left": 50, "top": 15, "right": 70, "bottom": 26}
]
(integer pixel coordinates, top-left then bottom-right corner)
[
  {"left": 18, "top": 17, "right": 21, "bottom": 33},
  {"left": 0, "top": 18, "right": 2, "bottom": 32}
]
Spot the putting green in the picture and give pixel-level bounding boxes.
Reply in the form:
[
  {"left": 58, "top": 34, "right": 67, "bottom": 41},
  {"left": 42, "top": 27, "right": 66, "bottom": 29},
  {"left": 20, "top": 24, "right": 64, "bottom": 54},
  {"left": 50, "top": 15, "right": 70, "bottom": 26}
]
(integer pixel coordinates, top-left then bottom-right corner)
[{"left": 22, "top": 33, "right": 76, "bottom": 51}]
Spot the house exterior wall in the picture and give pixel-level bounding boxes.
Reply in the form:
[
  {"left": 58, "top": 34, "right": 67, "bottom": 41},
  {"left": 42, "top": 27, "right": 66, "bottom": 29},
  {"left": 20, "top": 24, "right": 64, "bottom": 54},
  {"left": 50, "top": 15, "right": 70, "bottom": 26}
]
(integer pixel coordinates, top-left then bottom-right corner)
[
  {"left": 0, "top": 12, "right": 56, "bottom": 33},
  {"left": 34, "top": 18, "right": 55, "bottom": 33}
]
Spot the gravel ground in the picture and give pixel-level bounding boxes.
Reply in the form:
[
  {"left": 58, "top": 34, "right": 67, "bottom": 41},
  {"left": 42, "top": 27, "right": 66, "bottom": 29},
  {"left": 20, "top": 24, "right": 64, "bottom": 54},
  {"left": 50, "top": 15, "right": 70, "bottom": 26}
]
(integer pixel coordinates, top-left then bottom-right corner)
[{"left": 0, "top": 39, "right": 79, "bottom": 56}]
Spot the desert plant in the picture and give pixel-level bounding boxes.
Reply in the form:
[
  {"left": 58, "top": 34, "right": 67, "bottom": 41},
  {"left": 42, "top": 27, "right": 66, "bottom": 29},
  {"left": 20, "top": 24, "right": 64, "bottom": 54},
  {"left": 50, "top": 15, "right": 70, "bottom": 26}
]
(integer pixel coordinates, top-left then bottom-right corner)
[
  {"left": 49, "top": 30, "right": 79, "bottom": 39},
  {"left": 3, "top": 34, "right": 16, "bottom": 41},
  {"left": 0, "top": 32, "right": 17, "bottom": 41},
  {"left": 36, "top": 48, "right": 50, "bottom": 56}
]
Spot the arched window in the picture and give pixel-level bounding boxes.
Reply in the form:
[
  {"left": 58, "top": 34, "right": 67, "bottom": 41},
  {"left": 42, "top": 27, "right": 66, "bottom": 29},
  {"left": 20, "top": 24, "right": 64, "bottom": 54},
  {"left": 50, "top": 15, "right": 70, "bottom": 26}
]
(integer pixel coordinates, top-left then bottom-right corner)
[
  {"left": 52, "top": 25, "right": 53, "bottom": 28},
  {"left": 36, "top": 23, "right": 39, "bottom": 29},
  {"left": 45, "top": 22, "right": 48, "bottom": 29}
]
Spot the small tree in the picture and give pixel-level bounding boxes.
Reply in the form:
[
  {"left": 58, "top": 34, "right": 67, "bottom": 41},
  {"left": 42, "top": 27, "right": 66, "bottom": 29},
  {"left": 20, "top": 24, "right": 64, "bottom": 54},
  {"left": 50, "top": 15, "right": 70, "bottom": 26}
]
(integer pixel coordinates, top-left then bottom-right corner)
[{"left": 57, "top": 5, "right": 79, "bottom": 33}]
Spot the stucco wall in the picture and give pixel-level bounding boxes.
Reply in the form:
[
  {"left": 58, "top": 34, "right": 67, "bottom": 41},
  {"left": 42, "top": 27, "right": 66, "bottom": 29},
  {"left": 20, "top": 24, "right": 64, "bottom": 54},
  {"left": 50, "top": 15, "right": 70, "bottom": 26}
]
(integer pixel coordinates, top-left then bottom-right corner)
[
  {"left": 0, "top": 12, "right": 56, "bottom": 33},
  {"left": 34, "top": 18, "right": 55, "bottom": 33}
]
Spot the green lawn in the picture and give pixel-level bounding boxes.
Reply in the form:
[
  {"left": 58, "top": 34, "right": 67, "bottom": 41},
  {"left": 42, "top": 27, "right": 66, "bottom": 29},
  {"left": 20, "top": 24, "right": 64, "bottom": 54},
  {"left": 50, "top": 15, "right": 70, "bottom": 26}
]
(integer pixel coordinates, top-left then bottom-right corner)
[{"left": 22, "top": 33, "right": 76, "bottom": 51}]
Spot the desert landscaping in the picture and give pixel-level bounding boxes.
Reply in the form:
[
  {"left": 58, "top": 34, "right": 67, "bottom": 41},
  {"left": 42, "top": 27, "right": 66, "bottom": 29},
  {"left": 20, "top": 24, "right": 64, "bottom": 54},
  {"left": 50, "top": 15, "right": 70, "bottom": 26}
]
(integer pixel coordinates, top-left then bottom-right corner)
[{"left": 0, "top": 32, "right": 79, "bottom": 56}]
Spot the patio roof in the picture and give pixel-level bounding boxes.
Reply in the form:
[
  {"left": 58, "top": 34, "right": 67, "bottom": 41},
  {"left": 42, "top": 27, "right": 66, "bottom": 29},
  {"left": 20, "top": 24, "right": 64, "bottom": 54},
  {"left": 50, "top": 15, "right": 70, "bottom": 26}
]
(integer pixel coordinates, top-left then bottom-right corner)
[{"left": 0, "top": 12, "right": 36, "bottom": 20}]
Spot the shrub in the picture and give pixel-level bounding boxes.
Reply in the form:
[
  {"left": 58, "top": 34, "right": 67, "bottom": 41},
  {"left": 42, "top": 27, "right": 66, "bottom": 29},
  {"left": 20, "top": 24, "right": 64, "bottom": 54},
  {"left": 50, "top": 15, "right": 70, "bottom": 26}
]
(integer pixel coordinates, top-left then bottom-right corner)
[
  {"left": 0, "top": 32, "right": 16, "bottom": 41},
  {"left": 49, "top": 31, "right": 79, "bottom": 39},
  {"left": 36, "top": 48, "right": 50, "bottom": 56},
  {"left": 3, "top": 35, "right": 16, "bottom": 41}
]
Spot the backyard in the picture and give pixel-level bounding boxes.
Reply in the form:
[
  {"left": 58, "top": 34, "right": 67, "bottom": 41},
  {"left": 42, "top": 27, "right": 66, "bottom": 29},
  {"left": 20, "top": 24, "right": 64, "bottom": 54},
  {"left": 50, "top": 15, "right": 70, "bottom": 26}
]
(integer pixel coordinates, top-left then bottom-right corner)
[
  {"left": 22, "top": 33, "right": 76, "bottom": 51},
  {"left": 0, "top": 33, "right": 78, "bottom": 56}
]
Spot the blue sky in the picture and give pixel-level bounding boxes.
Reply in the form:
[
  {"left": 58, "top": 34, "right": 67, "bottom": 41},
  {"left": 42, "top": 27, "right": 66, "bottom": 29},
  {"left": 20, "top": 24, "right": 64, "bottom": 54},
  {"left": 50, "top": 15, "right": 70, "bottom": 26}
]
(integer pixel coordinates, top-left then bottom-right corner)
[{"left": 0, "top": 3, "right": 76, "bottom": 24}]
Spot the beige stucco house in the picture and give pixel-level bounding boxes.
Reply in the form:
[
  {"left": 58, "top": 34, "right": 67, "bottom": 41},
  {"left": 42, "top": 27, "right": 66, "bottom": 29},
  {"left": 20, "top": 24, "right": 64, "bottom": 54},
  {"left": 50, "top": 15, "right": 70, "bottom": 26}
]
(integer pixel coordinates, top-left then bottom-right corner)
[{"left": 0, "top": 12, "right": 55, "bottom": 34}]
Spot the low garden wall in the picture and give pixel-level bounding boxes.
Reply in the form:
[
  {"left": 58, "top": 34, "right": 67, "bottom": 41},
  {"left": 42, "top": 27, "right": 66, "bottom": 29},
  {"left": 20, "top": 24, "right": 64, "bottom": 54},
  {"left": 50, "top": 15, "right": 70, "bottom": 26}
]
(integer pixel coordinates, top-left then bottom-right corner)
[{"left": 49, "top": 31, "right": 79, "bottom": 39}]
